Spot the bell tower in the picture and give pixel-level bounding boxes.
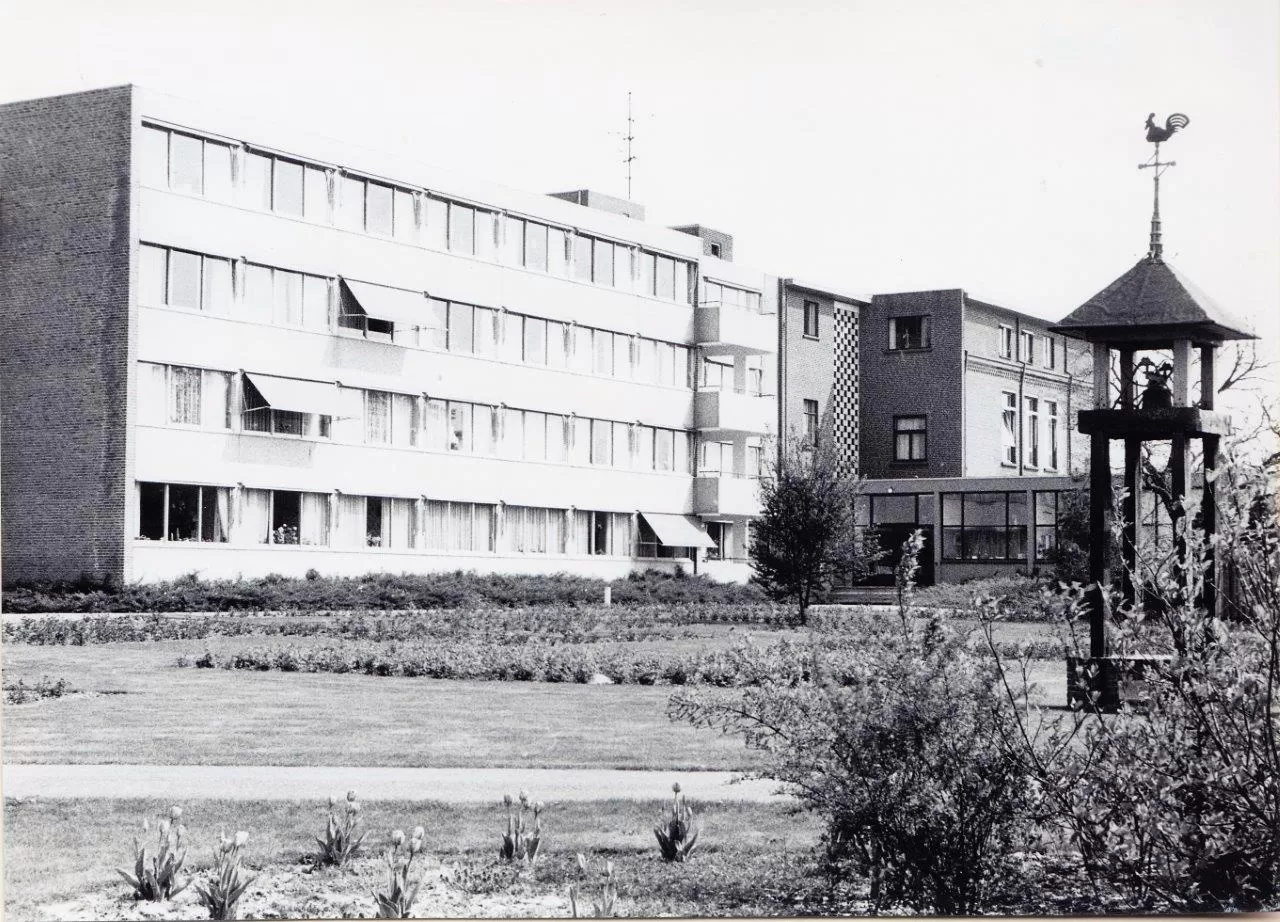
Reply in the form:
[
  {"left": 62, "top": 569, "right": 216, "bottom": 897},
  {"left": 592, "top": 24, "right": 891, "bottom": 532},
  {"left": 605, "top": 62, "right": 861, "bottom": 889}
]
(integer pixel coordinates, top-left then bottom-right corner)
[{"left": 1049, "top": 112, "right": 1256, "bottom": 709}]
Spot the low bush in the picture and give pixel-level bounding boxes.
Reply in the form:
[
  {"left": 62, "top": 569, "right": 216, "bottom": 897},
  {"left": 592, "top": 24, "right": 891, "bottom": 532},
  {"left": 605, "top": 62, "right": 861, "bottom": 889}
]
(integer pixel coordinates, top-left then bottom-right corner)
[
  {"left": 3, "top": 675, "right": 75, "bottom": 704},
  {"left": 3, "top": 603, "right": 788, "bottom": 646},
  {"left": 3, "top": 567, "right": 766, "bottom": 614},
  {"left": 175, "top": 627, "right": 1066, "bottom": 687}
]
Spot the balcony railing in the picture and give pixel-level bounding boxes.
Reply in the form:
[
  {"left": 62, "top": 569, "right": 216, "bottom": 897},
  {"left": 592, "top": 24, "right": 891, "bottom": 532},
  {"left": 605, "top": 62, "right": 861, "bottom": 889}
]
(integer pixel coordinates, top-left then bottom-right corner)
[
  {"left": 695, "top": 303, "right": 775, "bottom": 356},
  {"left": 693, "top": 473, "right": 763, "bottom": 517}
]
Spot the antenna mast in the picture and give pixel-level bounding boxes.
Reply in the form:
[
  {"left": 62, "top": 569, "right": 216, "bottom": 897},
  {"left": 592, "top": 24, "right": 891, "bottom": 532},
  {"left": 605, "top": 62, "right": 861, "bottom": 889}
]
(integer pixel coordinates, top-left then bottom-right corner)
[{"left": 624, "top": 91, "right": 636, "bottom": 200}]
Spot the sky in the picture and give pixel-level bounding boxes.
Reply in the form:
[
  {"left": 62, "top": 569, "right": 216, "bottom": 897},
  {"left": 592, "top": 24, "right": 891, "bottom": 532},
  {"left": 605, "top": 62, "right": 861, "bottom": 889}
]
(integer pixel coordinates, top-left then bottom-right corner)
[{"left": 2, "top": 0, "right": 1277, "bottom": 372}]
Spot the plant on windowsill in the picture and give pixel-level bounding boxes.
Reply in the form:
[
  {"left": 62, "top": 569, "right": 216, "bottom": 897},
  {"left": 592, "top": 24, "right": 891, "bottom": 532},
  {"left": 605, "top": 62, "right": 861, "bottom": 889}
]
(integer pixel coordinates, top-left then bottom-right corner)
[
  {"left": 366, "top": 536, "right": 383, "bottom": 548},
  {"left": 271, "top": 525, "right": 300, "bottom": 546}
]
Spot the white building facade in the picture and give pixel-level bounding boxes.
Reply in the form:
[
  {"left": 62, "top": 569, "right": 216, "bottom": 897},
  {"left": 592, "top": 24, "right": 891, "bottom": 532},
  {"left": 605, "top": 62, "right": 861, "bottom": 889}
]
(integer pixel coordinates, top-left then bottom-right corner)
[{"left": 0, "top": 86, "right": 776, "bottom": 584}]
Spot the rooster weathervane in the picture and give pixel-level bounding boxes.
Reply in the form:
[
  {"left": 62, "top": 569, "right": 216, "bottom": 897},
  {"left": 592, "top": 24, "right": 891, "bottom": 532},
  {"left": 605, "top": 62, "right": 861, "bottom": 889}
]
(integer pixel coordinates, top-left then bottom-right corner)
[{"left": 1139, "top": 112, "right": 1190, "bottom": 261}]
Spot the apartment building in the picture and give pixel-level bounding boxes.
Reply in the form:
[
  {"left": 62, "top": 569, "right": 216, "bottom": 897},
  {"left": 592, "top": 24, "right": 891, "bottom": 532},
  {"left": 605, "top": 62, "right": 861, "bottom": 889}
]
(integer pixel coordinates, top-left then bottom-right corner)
[
  {"left": 847, "top": 290, "right": 1093, "bottom": 583},
  {"left": 0, "top": 85, "right": 777, "bottom": 585}
]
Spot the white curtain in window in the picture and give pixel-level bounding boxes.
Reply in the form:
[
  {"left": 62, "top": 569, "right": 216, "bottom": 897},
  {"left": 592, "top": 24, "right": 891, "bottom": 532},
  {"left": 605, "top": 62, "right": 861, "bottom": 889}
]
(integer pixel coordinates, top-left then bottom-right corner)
[
  {"left": 337, "top": 495, "right": 365, "bottom": 548},
  {"left": 366, "top": 392, "right": 391, "bottom": 444},
  {"left": 450, "top": 502, "right": 474, "bottom": 551},
  {"left": 203, "top": 258, "right": 233, "bottom": 316},
  {"left": 208, "top": 487, "right": 231, "bottom": 543},
  {"left": 424, "top": 399, "right": 447, "bottom": 451},
  {"left": 201, "top": 370, "right": 230, "bottom": 430},
  {"left": 392, "top": 394, "right": 414, "bottom": 448},
  {"left": 300, "top": 493, "right": 330, "bottom": 546},
  {"left": 169, "top": 366, "right": 202, "bottom": 425},
  {"left": 475, "top": 505, "right": 495, "bottom": 552},
  {"left": 423, "top": 500, "right": 447, "bottom": 551},
  {"left": 239, "top": 489, "right": 271, "bottom": 545},
  {"left": 549, "top": 509, "right": 567, "bottom": 554},
  {"left": 501, "top": 505, "right": 523, "bottom": 553},
  {"left": 611, "top": 513, "right": 633, "bottom": 557},
  {"left": 500, "top": 409, "right": 523, "bottom": 459},
  {"left": 573, "top": 510, "right": 591, "bottom": 555},
  {"left": 387, "top": 498, "right": 413, "bottom": 549}
]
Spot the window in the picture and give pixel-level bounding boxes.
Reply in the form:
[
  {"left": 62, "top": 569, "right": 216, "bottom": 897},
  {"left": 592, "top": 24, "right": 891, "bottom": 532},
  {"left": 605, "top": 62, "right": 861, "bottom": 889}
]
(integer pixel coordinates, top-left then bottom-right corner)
[
  {"left": 576, "top": 510, "right": 632, "bottom": 557},
  {"left": 304, "top": 167, "right": 329, "bottom": 223},
  {"left": 803, "top": 300, "right": 819, "bottom": 338},
  {"left": 593, "top": 239, "right": 614, "bottom": 286},
  {"left": 365, "top": 391, "right": 391, "bottom": 444},
  {"left": 524, "top": 221, "right": 548, "bottom": 271},
  {"left": 365, "top": 183, "right": 394, "bottom": 236},
  {"left": 1001, "top": 391, "right": 1018, "bottom": 466},
  {"left": 1033, "top": 490, "right": 1077, "bottom": 562},
  {"left": 655, "top": 428, "right": 675, "bottom": 472},
  {"left": 998, "top": 324, "right": 1014, "bottom": 359},
  {"left": 272, "top": 159, "right": 305, "bottom": 218},
  {"left": 591, "top": 419, "right": 613, "bottom": 466},
  {"left": 422, "top": 500, "right": 495, "bottom": 552},
  {"left": 169, "top": 133, "right": 204, "bottom": 195},
  {"left": 655, "top": 256, "right": 675, "bottom": 300},
  {"left": 137, "top": 483, "right": 230, "bottom": 543},
  {"left": 941, "top": 491, "right": 1027, "bottom": 562},
  {"left": 438, "top": 400, "right": 467, "bottom": 452},
  {"left": 889, "top": 315, "right": 928, "bottom": 350},
  {"left": 593, "top": 330, "right": 613, "bottom": 376},
  {"left": 336, "top": 175, "right": 365, "bottom": 231},
  {"left": 709, "top": 243, "right": 721, "bottom": 258},
  {"left": 523, "top": 317, "right": 547, "bottom": 365},
  {"left": 706, "top": 521, "right": 730, "bottom": 561},
  {"left": 803, "top": 399, "right": 819, "bottom": 442},
  {"left": 700, "top": 440, "right": 730, "bottom": 475},
  {"left": 893, "top": 415, "right": 927, "bottom": 462},
  {"left": 1047, "top": 401, "right": 1059, "bottom": 470},
  {"left": 450, "top": 303, "right": 475, "bottom": 355},
  {"left": 168, "top": 366, "right": 202, "bottom": 425},
  {"left": 140, "top": 126, "right": 170, "bottom": 188},
  {"left": 1024, "top": 397, "right": 1040, "bottom": 468},
  {"left": 204, "top": 142, "right": 234, "bottom": 202},
  {"left": 1021, "top": 331, "right": 1036, "bottom": 364},
  {"left": 1047, "top": 337, "right": 1058, "bottom": 370},
  {"left": 636, "top": 517, "right": 687, "bottom": 559},
  {"left": 572, "top": 234, "right": 593, "bottom": 282},
  {"left": 393, "top": 190, "right": 416, "bottom": 242},
  {"left": 239, "top": 376, "right": 330, "bottom": 439},
  {"left": 448, "top": 202, "right": 475, "bottom": 255}
]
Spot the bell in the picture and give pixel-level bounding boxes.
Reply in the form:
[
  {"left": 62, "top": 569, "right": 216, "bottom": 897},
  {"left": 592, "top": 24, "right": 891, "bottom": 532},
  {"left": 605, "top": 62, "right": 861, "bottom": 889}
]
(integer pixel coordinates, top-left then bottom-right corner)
[{"left": 1142, "top": 379, "right": 1173, "bottom": 409}]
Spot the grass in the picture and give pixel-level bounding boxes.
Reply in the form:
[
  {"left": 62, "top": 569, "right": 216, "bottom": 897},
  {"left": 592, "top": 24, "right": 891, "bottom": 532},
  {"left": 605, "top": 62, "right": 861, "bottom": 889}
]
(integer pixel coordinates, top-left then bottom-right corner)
[
  {"left": 3, "top": 796, "right": 822, "bottom": 921},
  {"left": 1, "top": 640, "right": 761, "bottom": 770},
  {"left": 3, "top": 614, "right": 1070, "bottom": 768}
]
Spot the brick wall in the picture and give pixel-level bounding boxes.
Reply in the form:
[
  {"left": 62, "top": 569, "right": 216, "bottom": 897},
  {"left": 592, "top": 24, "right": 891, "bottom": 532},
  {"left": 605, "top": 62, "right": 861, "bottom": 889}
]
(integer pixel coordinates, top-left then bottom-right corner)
[
  {"left": 859, "top": 290, "right": 966, "bottom": 479},
  {"left": 780, "top": 287, "right": 835, "bottom": 445},
  {"left": 0, "top": 86, "right": 135, "bottom": 584}
]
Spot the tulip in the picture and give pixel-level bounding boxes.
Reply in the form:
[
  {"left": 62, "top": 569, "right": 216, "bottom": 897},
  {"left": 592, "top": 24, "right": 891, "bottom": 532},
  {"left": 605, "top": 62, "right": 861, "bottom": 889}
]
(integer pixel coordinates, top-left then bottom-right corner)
[
  {"left": 518, "top": 789, "right": 529, "bottom": 806},
  {"left": 142, "top": 818, "right": 150, "bottom": 833},
  {"left": 409, "top": 838, "right": 422, "bottom": 855},
  {"left": 234, "top": 831, "right": 249, "bottom": 848},
  {"left": 170, "top": 806, "right": 183, "bottom": 821},
  {"left": 672, "top": 782, "right": 681, "bottom": 794},
  {"left": 502, "top": 793, "right": 513, "bottom": 807},
  {"left": 347, "top": 801, "right": 362, "bottom": 815},
  {"left": 412, "top": 826, "right": 425, "bottom": 841},
  {"left": 347, "top": 790, "right": 357, "bottom": 802},
  {"left": 328, "top": 795, "right": 337, "bottom": 809},
  {"left": 391, "top": 829, "right": 405, "bottom": 847}
]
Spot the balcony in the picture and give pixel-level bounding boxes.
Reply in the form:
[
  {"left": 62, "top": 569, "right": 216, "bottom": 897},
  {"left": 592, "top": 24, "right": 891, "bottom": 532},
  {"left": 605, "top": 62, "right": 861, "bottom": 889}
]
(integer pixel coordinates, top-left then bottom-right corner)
[
  {"left": 694, "top": 474, "right": 763, "bottom": 517},
  {"left": 695, "top": 300, "right": 776, "bottom": 356},
  {"left": 695, "top": 387, "right": 773, "bottom": 436}
]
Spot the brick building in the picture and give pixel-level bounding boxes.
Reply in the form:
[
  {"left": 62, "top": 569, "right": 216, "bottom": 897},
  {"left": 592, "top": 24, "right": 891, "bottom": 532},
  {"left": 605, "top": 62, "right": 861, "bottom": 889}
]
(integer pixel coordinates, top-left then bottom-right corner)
[{"left": 0, "top": 85, "right": 778, "bottom": 585}]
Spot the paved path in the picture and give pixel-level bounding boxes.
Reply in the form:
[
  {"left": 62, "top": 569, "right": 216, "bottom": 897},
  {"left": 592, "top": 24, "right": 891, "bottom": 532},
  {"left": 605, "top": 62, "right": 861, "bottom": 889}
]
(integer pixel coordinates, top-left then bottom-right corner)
[{"left": 2, "top": 764, "right": 786, "bottom": 803}]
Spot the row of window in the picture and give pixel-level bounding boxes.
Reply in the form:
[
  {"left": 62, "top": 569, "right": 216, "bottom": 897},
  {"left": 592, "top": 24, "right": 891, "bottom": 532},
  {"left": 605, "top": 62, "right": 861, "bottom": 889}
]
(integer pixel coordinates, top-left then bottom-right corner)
[
  {"left": 883, "top": 315, "right": 1064, "bottom": 371},
  {"left": 1001, "top": 393, "right": 1061, "bottom": 470},
  {"left": 138, "top": 363, "right": 698, "bottom": 474},
  {"left": 854, "top": 489, "right": 1072, "bottom": 563},
  {"left": 998, "top": 324, "right": 1059, "bottom": 369},
  {"left": 888, "top": 395, "right": 1061, "bottom": 470},
  {"left": 136, "top": 482, "right": 704, "bottom": 559},
  {"left": 140, "top": 124, "right": 697, "bottom": 304},
  {"left": 140, "top": 243, "right": 696, "bottom": 389}
]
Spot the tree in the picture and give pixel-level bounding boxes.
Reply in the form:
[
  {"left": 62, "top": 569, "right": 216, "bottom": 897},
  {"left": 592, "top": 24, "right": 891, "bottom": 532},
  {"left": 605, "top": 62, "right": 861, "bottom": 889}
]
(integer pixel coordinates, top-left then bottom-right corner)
[{"left": 749, "top": 435, "right": 876, "bottom": 622}]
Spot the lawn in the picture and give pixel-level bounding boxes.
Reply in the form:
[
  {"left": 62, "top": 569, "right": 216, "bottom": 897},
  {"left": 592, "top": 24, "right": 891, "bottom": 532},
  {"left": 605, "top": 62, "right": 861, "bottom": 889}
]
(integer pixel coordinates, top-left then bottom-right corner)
[
  {"left": 1, "top": 640, "right": 761, "bottom": 770},
  {"left": 2, "top": 613, "right": 1069, "bottom": 768},
  {"left": 3, "top": 796, "right": 823, "bottom": 922}
]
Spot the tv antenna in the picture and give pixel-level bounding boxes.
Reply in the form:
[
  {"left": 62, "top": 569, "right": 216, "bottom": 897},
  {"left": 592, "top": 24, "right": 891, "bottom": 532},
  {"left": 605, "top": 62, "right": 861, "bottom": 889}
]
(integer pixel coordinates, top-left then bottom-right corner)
[{"left": 623, "top": 91, "right": 636, "bottom": 200}]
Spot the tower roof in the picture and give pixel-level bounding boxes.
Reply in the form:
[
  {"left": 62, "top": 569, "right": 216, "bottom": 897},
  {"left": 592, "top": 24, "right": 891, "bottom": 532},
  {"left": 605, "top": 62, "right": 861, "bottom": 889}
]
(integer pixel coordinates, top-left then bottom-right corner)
[{"left": 1050, "top": 255, "right": 1255, "bottom": 345}]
